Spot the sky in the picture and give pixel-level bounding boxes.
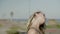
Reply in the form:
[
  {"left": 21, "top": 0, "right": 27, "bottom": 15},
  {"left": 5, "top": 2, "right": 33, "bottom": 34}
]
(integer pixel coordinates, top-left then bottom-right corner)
[{"left": 0, "top": 0, "right": 60, "bottom": 19}]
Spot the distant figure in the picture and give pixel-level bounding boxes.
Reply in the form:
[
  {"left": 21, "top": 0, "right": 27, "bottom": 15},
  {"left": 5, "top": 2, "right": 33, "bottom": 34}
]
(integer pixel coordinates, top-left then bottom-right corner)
[{"left": 27, "top": 11, "right": 46, "bottom": 34}]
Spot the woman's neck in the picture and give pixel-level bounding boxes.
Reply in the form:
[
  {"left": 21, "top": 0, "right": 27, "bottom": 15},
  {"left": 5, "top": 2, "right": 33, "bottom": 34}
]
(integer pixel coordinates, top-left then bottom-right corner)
[{"left": 30, "top": 22, "right": 40, "bottom": 30}]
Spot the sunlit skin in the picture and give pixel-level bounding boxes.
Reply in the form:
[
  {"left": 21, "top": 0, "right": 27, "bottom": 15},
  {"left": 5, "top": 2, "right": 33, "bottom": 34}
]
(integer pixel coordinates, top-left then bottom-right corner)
[{"left": 28, "top": 12, "right": 45, "bottom": 34}]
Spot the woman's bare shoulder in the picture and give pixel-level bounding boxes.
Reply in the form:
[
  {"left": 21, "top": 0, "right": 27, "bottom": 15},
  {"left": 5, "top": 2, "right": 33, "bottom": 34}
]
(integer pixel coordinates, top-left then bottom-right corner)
[{"left": 28, "top": 29, "right": 37, "bottom": 34}]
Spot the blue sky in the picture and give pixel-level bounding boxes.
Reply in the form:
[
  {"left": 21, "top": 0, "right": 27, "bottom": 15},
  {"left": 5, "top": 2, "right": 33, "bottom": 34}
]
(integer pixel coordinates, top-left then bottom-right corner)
[{"left": 0, "top": 0, "right": 60, "bottom": 19}]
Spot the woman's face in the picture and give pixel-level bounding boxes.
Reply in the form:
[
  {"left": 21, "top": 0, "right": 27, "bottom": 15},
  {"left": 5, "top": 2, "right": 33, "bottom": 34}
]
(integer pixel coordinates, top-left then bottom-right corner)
[{"left": 34, "top": 13, "right": 45, "bottom": 24}]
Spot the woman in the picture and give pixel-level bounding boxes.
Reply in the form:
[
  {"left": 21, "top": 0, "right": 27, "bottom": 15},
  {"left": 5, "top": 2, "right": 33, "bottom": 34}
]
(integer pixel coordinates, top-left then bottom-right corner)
[{"left": 27, "top": 11, "right": 46, "bottom": 34}]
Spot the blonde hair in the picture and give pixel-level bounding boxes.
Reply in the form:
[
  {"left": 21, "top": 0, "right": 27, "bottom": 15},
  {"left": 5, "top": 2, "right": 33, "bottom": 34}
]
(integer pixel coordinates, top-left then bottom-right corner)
[{"left": 27, "top": 14, "right": 34, "bottom": 30}]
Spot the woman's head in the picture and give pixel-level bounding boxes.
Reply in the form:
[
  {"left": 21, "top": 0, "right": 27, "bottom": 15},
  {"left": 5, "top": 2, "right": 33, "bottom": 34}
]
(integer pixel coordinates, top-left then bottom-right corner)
[
  {"left": 33, "top": 11, "right": 45, "bottom": 24},
  {"left": 27, "top": 11, "right": 46, "bottom": 30}
]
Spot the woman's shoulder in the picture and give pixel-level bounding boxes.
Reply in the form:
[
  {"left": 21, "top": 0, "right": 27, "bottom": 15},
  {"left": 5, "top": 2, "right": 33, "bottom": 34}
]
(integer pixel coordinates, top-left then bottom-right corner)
[{"left": 27, "top": 29, "right": 37, "bottom": 34}]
